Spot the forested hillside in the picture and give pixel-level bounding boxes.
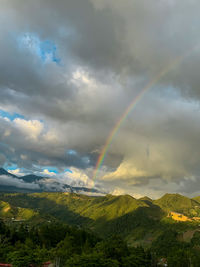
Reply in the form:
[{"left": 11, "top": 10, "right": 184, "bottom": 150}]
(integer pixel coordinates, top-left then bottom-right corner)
[{"left": 1, "top": 192, "right": 200, "bottom": 266}]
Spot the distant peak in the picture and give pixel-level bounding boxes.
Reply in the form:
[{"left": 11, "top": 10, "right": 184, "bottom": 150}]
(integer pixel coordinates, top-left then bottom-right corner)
[
  {"left": 0, "top": 167, "right": 7, "bottom": 173},
  {"left": 0, "top": 168, "right": 17, "bottom": 177},
  {"left": 139, "top": 196, "right": 152, "bottom": 202},
  {"left": 108, "top": 194, "right": 135, "bottom": 199}
]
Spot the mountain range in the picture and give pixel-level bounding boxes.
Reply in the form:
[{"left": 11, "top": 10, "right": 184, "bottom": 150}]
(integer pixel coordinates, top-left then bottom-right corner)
[
  {"left": 0, "top": 168, "right": 104, "bottom": 195},
  {"left": 2, "top": 168, "right": 200, "bottom": 246},
  {"left": 1, "top": 191, "right": 200, "bottom": 246}
]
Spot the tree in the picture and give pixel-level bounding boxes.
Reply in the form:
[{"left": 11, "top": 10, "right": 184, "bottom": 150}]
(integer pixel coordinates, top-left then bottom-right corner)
[
  {"left": 65, "top": 253, "right": 119, "bottom": 267},
  {"left": 7, "top": 249, "right": 34, "bottom": 267},
  {"left": 167, "top": 249, "right": 190, "bottom": 267},
  {"left": 95, "top": 235, "right": 129, "bottom": 262}
]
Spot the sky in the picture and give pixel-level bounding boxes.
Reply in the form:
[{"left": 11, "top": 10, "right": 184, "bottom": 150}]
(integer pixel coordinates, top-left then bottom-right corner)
[{"left": 1, "top": 0, "right": 200, "bottom": 198}]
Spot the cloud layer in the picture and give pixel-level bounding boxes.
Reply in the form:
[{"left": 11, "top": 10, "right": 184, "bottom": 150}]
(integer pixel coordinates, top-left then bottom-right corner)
[{"left": 1, "top": 0, "right": 200, "bottom": 198}]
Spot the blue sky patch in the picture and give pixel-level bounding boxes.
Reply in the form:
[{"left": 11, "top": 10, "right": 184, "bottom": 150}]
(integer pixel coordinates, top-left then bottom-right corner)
[
  {"left": 67, "top": 149, "right": 77, "bottom": 156},
  {"left": 0, "top": 109, "right": 25, "bottom": 121},
  {"left": 19, "top": 33, "right": 60, "bottom": 64},
  {"left": 65, "top": 168, "right": 73, "bottom": 173},
  {"left": 4, "top": 163, "right": 18, "bottom": 171}
]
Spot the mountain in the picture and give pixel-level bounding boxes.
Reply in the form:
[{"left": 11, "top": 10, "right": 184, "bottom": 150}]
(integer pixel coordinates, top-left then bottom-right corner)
[
  {"left": 154, "top": 193, "right": 200, "bottom": 217},
  {"left": 20, "top": 174, "right": 46, "bottom": 183},
  {"left": 0, "top": 167, "right": 17, "bottom": 178},
  {"left": 1, "top": 167, "right": 200, "bottom": 244},
  {"left": 0, "top": 200, "right": 38, "bottom": 220},
  {"left": 0, "top": 192, "right": 161, "bottom": 238},
  {"left": 192, "top": 196, "right": 200, "bottom": 203},
  {"left": 0, "top": 192, "right": 200, "bottom": 243},
  {"left": 0, "top": 168, "right": 105, "bottom": 195},
  {"left": 1, "top": 192, "right": 200, "bottom": 266},
  {"left": 139, "top": 196, "right": 153, "bottom": 205},
  {"left": 1, "top": 191, "right": 199, "bottom": 245}
]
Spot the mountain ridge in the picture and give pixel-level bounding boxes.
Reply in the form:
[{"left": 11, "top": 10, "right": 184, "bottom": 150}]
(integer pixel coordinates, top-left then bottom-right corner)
[
  {"left": 0, "top": 167, "right": 17, "bottom": 178},
  {"left": 0, "top": 191, "right": 200, "bottom": 241},
  {"left": 0, "top": 167, "right": 105, "bottom": 195}
]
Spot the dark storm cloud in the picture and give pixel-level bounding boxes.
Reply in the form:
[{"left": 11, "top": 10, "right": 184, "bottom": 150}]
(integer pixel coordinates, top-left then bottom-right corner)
[{"left": 1, "top": 0, "right": 200, "bottom": 101}]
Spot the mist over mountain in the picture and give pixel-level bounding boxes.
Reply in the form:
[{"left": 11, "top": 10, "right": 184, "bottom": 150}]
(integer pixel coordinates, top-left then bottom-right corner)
[{"left": 0, "top": 168, "right": 104, "bottom": 195}]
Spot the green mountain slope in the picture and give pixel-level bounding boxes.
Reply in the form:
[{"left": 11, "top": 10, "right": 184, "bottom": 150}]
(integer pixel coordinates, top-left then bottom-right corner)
[
  {"left": 154, "top": 193, "right": 200, "bottom": 217},
  {"left": 0, "top": 193, "right": 157, "bottom": 233},
  {"left": 192, "top": 196, "right": 200, "bottom": 204},
  {"left": 0, "top": 200, "right": 38, "bottom": 220},
  {"left": 0, "top": 192, "right": 200, "bottom": 245},
  {"left": 0, "top": 193, "right": 148, "bottom": 224}
]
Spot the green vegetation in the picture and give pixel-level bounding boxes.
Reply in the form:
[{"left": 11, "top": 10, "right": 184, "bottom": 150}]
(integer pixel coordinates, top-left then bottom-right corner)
[
  {"left": 193, "top": 196, "right": 200, "bottom": 204},
  {"left": 154, "top": 193, "right": 200, "bottom": 217},
  {"left": 0, "top": 219, "right": 152, "bottom": 266},
  {"left": 0, "top": 192, "right": 200, "bottom": 266},
  {"left": 0, "top": 200, "right": 38, "bottom": 220},
  {"left": 0, "top": 193, "right": 162, "bottom": 237}
]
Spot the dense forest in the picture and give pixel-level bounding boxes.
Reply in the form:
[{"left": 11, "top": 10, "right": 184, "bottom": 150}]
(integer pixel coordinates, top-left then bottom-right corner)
[
  {"left": 0, "top": 219, "right": 200, "bottom": 266},
  {"left": 0, "top": 192, "right": 200, "bottom": 266},
  {"left": 0, "top": 220, "right": 152, "bottom": 267}
]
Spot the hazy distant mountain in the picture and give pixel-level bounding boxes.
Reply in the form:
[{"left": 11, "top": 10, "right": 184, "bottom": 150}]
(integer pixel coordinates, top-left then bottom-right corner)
[
  {"left": 0, "top": 168, "right": 105, "bottom": 195},
  {"left": 20, "top": 174, "right": 46, "bottom": 183}
]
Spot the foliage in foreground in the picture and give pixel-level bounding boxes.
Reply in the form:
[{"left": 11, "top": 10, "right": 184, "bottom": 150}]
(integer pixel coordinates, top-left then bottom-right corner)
[
  {"left": 0, "top": 219, "right": 152, "bottom": 267},
  {"left": 0, "top": 219, "right": 200, "bottom": 266}
]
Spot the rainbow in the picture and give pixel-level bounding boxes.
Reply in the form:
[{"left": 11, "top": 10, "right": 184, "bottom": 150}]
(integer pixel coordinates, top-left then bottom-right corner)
[{"left": 93, "top": 45, "right": 200, "bottom": 180}]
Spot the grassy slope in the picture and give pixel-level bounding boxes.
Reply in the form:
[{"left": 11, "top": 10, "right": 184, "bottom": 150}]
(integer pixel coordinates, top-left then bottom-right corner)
[
  {"left": 0, "top": 200, "right": 38, "bottom": 220},
  {"left": 193, "top": 196, "right": 200, "bottom": 203},
  {"left": 154, "top": 193, "right": 200, "bottom": 217}
]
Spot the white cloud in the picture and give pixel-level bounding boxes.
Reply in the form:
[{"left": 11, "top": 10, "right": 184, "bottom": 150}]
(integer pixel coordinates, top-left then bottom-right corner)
[
  {"left": 2, "top": 0, "right": 200, "bottom": 198},
  {"left": 102, "top": 161, "right": 146, "bottom": 181},
  {"left": 111, "top": 187, "right": 125, "bottom": 196},
  {"left": 8, "top": 168, "right": 25, "bottom": 177},
  {"left": 0, "top": 175, "right": 40, "bottom": 190},
  {"left": 4, "top": 129, "right": 11, "bottom": 137},
  {"left": 20, "top": 154, "right": 27, "bottom": 160},
  {"left": 14, "top": 118, "right": 43, "bottom": 140},
  {"left": 61, "top": 168, "right": 95, "bottom": 188},
  {"left": 41, "top": 169, "right": 56, "bottom": 177}
]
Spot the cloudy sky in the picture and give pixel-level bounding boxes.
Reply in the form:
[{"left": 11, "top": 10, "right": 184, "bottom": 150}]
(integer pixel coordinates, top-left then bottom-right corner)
[{"left": 1, "top": 0, "right": 200, "bottom": 198}]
